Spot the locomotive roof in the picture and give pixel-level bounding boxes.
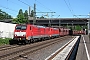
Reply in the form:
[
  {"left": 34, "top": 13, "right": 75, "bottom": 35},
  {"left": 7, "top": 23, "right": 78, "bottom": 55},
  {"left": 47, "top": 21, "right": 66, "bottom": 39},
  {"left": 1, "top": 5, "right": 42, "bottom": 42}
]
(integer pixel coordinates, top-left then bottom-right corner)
[{"left": 36, "top": 25, "right": 46, "bottom": 28}]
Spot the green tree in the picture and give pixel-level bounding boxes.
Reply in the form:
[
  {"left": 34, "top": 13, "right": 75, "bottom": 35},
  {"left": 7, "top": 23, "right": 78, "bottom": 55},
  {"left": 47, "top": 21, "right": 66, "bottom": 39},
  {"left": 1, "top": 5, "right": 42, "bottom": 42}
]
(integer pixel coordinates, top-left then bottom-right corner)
[
  {"left": 12, "top": 18, "right": 18, "bottom": 23},
  {"left": 5, "top": 13, "right": 8, "bottom": 19},
  {"left": 24, "top": 10, "right": 28, "bottom": 20},
  {"left": 75, "top": 25, "right": 81, "bottom": 30},
  {"left": 40, "top": 16, "right": 44, "bottom": 19},
  {"left": 0, "top": 9, "right": 12, "bottom": 20},
  {"left": 0, "top": 10, "right": 3, "bottom": 20},
  {"left": 17, "top": 9, "right": 24, "bottom": 18},
  {"left": 12, "top": 9, "right": 29, "bottom": 24},
  {"left": 0, "top": 9, "right": 2, "bottom": 15},
  {"left": 8, "top": 15, "right": 12, "bottom": 19},
  {"left": 17, "top": 9, "right": 25, "bottom": 24},
  {"left": 24, "top": 10, "right": 29, "bottom": 23}
]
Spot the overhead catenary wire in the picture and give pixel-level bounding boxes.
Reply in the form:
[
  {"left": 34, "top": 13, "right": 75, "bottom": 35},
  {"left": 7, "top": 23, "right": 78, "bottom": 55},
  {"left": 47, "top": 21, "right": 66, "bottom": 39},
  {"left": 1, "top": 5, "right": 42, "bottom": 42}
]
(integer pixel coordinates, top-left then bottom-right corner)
[
  {"left": 36, "top": 0, "right": 52, "bottom": 11},
  {"left": 18, "top": 0, "right": 30, "bottom": 6},
  {"left": 64, "top": 0, "right": 73, "bottom": 16},
  {"left": 64, "top": 0, "right": 78, "bottom": 18},
  {"left": 67, "top": 0, "right": 78, "bottom": 18},
  {"left": 67, "top": 0, "right": 74, "bottom": 14},
  {"left": 8, "top": 0, "right": 27, "bottom": 9},
  {"left": 35, "top": 0, "right": 60, "bottom": 18},
  {"left": 0, "top": 5, "right": 17, "bottom": 13},
  {"left": 0, "top": 0, "right": 51, "bottom": 18},
  {"left": 6, "top": 0, "right": 33, "bottom": 16},
  {"left": 0, "top": 5, "right": 17, "bottom": 16},
  {"left": 0, "top": 0, "right": 22, "bottom": 17},
  {"left": 18, "top": 0, "right": 42, "bottom": 12}
]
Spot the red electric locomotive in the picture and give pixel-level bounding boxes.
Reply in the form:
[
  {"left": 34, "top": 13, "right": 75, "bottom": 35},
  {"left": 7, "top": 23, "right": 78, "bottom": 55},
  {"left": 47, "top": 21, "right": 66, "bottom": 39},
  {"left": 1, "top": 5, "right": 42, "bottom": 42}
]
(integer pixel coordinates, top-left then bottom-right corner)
[
  {"left": 13, "top": 24, "right": 47, "bottom": 44},
  {"left": 10, "top": 24, "right": 71, "bottom": 45},
  {"left": 51, "top": 28, "right": 59, "bottom": 38},
  {"left": 12, "top": 24, "right": 60, "bottom": 44}
]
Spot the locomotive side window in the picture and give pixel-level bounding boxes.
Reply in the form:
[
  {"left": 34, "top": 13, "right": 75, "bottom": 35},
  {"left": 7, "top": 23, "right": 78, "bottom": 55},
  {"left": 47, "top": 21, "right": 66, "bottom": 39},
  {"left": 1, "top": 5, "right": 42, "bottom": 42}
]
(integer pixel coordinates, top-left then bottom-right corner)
[{"left": 30, "top": 26, "right": 31, "bottom": 30}]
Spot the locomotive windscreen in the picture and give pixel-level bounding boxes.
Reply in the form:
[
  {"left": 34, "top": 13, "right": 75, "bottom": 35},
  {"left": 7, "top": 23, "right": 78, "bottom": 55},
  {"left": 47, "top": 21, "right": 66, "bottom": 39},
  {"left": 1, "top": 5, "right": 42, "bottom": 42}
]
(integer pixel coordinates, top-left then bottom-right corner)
[{"left": 15, "top": 25, "right": 27, "bottom": 30}]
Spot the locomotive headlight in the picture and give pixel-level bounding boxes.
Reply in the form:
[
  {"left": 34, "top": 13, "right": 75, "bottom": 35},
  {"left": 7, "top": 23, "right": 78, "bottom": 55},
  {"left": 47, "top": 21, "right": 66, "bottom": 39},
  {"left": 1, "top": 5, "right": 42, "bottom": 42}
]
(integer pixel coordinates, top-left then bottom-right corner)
[
  {"left": 23, "top": 34, "right": 26, "bottom": 37},
  {"left": 23, "top": 32, "right": 26, "bottom": 37},
  {"left": 26, "top": 37, "right": 28, "bottom": 40},
  {"left": 14, "top": 34, "right": 17, "bottom": 36},
  {"left": 50, "top": 35, "right": 51, "bottom": 37}
]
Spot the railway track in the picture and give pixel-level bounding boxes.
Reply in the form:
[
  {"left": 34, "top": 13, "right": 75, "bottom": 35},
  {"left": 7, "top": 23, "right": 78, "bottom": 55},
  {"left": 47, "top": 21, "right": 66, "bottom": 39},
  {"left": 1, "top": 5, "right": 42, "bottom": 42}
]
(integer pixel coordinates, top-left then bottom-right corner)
[
  {"left": 0, "top": 36, "right": 73, "bottom": 60},
  {"left": 0, "top": 45, "right": 21, "bottom": 51}
]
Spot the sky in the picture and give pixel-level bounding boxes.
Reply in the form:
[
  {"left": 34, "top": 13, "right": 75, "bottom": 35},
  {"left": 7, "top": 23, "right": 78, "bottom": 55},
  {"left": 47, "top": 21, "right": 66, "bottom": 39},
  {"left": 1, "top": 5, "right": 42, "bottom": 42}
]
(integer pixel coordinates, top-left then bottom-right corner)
[{"left": 0, "top": 0, "right": 90, "bottom": 18}]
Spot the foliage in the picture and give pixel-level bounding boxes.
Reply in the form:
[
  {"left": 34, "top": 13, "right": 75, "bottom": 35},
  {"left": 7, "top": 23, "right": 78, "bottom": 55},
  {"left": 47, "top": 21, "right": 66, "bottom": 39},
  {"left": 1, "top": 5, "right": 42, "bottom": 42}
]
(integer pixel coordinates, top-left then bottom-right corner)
[
  {"left": 12, "top": 9, "right": 29, "bottom": 24},
  {"left": 0, "top": 38, "right": 11, "bottom": 45},
  {"left": 12, "top": 9, "right": 45, "bottom": 24},
  {"left": 40, "top": 16, "right": 44, "bottom": 19},
  {"left": 75, "top": 25, "right": 82, "bottom": 30},
  {"left": 24, "top": 10, "right": 28, "bottom": 20},
  {"left": 84, "top": 25, "right": 87, "bottom": 29},
  {"left": 0, "top": 9, "right": 12, "bottom": 20}
]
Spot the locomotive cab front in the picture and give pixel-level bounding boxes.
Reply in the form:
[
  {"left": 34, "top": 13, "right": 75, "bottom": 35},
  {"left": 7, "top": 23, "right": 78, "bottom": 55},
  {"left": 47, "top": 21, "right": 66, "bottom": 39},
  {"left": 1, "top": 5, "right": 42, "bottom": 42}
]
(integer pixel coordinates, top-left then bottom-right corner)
[{"left": 13, "top": 24, "right": 27, "bottom": 42}]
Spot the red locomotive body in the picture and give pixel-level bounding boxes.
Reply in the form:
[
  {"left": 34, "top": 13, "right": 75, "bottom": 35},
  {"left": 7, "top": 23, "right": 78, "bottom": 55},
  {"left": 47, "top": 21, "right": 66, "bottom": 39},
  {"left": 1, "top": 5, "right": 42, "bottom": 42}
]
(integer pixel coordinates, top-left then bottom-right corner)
[
  {"left": 11, "top": 24, "right": 71, "bottom": 44},
  {"left": 14, "top": 24, "right": 27, "bottom": 40},
  {"left": 63, "top": 28, "right": 66, "bottom": 36},
  {"left": 9, "top": 23, "right": 86, "bottom": 45},
  {"left": 52, "top": 28, "right": 59, "bottom": 37},
  {"left": 13, "top": 24, "right": 60, "bottom": 44},
  {"left": 59, "top": 27, "right": 64, "bottom": 36},
  {"left": 13, "top": 24, "right": 47, "bottom": 43}
]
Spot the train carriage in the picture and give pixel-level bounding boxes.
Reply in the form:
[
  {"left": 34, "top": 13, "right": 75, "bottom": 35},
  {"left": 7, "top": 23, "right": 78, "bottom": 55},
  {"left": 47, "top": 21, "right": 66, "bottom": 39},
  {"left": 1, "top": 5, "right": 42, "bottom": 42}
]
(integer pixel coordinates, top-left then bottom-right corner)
[
  {"left": 63, "top": 28, "right": 66, "bottom": 36},
  {"left": 59, "top": 28, "right": 64, "bottom": 36}
]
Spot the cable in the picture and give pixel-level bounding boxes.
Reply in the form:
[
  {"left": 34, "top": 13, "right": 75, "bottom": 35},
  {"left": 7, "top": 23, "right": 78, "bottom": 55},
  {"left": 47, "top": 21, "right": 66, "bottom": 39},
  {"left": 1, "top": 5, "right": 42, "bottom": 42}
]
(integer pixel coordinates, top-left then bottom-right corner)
[
  {"left": 64, "top": 0, "right": 73, "bottom": 15},
  {"left": 18, "top": 0, "right": 59, "bottom": 18},
  {"left": 18, "top": 0, "right": 29, "bottom": 6},
  {"left": 36, "top": 0, "right": 52, "bottom": 11},
  {"left": 7, "top": 0, "right": 8, "bottom": 9},
  {"left": 0, "top": 4, "right": 18, "bottom": 17},
  {"left": 0, "top": 5, "right": 17, "bottom": 12},
  {"left": 8, "top": 0, "right": 27, "bottom": 8},
  {"left": 67, "top": 0, "right": 74, "bottom": 14},
  {"left": 18, "top": 0, "right": 42, "bottom": 12},
  {"left": 64, "top": 0, "right": 78, "bottom": 18},
  {"left": 19, "top": 0, "right": 60, "bottom": 18},
  {"left": 67, "top": 0, "right": 78, "bottom": 18},
  {"left": 35, "top": 0, "right": 60, "bottom": 18}
]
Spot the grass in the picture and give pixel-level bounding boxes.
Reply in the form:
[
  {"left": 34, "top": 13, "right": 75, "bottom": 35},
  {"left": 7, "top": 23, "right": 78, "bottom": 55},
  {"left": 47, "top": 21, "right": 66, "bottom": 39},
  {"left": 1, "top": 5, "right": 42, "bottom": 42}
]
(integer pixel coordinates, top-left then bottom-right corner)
[{"left": 0, "top": 38, "right": 12, "bottom": 45}]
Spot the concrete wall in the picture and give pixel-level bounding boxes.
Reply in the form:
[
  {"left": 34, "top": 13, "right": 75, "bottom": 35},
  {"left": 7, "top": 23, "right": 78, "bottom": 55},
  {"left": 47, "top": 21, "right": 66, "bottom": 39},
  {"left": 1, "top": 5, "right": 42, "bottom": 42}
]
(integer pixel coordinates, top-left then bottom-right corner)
[{"left": 0, "top": 22, "right": 16, "bottom": 38}]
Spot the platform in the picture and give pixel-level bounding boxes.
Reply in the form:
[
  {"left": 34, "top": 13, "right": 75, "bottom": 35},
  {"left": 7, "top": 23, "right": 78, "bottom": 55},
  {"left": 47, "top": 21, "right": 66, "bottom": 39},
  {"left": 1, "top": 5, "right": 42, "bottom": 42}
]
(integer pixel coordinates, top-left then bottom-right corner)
[{"left": 76, "top": 35, "right": 90, "bottom": 60}]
